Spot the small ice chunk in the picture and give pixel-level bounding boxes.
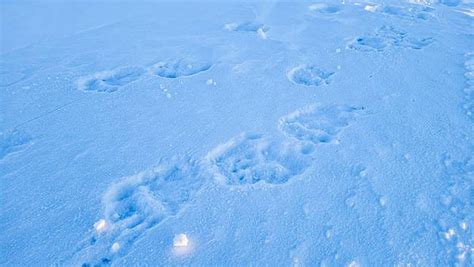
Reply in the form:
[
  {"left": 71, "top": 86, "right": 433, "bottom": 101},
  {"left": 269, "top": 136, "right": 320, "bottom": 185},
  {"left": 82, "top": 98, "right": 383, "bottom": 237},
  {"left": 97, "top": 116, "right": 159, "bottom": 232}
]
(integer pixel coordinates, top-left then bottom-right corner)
[
  {"left": 94, "top": 219, "right": 107, "bottom": 233},
  {"left": 111, "top": 242, "right": 120, "bottom": 253},
  {"left": 364, "top": 5, "right": 378, "bottom": 12},
  {"left": 224, "top": 23, "right": 238, "bottom": 31},
  {"left": 257, "top": 28, "right": 267, "bottom": 40},
  {"left": 206, "top": 79, "right": 217, "bottom": 86},
  {"left": 292, "top": 257, "right": 301, "bottom": 267},
  {"left": 173, "top": 233, "right": 189, "bottom": 247},
  {"left": 444, "top": 228, "right": 456, "bottom": 240},
  {"left": 379, "top": 196, "right": 388, "bottom": 207}
]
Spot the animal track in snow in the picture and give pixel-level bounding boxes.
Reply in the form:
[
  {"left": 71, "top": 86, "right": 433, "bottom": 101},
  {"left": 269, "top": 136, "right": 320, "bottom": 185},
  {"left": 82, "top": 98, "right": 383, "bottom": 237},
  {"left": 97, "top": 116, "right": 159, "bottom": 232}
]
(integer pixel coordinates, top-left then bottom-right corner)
[
  {"left": 224, "top": 21, "right": 269, "bottom": 39},
  {"left": 69, "top": 159, "right": 205, "bottom": 266},
  {"left": 0, "top": 130, "right": 31, "bottom": 160},
  {"left": 148, "top": 57, "right": 212, "bottom": 79},
  {"left": 204, "top": 133, "right": 312, "bottom": 186},
  {"left": 308, "top": 3, "right": 342, "bottom": 14},
  {"left": 463, "top": 52, "right": 474, "bottom": 121},
  {"left": 348, "top": 26, "right": 434, "bottom": 52},
  {"left": 224, "top": 21, "right": 269, "bottom": 33},
  {"left": 436, "top": 154, "right": 473, "bottom": 266},
  {"left": 70, "top": 102, "right": 365, "bottom": 263},
  {"left": 401, "top": 36, "right": 435, "bottom": 49},
  {"left": 287, "top": 65, "right": 334, "bottom": 87},
  {"left": 76, "top": 66, "right": 145, "bottom": 93},
  {"left": 205, "top": 104, "right": 365, "bottom": 186},
  {"left": 379, "top": 4, "right": 434, "bottom": 20},
  {"left": 278, "top": 104, "right": 364, "bottom": 145}
]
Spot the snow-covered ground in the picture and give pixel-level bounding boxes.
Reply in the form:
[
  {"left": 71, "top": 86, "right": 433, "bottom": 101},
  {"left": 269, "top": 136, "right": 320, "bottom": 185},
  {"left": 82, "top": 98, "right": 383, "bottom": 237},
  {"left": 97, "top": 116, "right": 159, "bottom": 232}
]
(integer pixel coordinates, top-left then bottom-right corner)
[{"left": 1, "top": 0, "right": 473, "bottom": 266}]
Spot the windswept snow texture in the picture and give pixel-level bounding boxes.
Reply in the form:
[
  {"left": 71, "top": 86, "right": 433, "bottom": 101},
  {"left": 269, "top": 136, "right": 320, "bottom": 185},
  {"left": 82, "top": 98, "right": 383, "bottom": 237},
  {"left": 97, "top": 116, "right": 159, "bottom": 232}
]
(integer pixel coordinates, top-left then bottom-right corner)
[
  {"left": 1, "top": 0, "right": 474, "bottom": 266},
  {"left": 464, "top": 52, "right": 474, "bottom": 120},
  {"left": 0, "top": 130, "right": 31, "bottom": 160}
]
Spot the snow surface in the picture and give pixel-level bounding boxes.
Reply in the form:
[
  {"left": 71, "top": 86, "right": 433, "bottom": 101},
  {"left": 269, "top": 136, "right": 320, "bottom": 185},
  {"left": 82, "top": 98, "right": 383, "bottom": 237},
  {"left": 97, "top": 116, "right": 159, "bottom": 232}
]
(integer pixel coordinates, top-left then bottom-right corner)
[{"left": 1, "top": 0, "right": 473, "bottom": 266}]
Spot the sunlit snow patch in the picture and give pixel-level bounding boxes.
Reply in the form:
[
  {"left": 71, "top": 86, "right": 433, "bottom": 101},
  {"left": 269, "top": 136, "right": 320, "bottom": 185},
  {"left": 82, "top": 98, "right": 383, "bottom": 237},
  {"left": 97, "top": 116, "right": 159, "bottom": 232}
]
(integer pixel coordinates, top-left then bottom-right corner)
[{"left": 457, "top": 8, "right": 474, "bottom": 17}]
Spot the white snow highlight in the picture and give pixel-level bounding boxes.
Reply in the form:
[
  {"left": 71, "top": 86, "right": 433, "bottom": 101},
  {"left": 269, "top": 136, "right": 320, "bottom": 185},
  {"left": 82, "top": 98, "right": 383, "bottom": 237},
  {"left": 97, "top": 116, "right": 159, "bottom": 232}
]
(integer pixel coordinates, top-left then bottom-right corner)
[
  {"left": 257, "top": 28, "right": 268, "bottom": 39},
  {"left": 173, "top": 234, "right": 189, "bottom": 248},
  {"left": 364, "top": 5, "right": 379, "bottom": 12},
  {"left": 111, "top": 242, "right": 120, "bottom": 253},
  {"left": 94, "top": 219, "right": 108, "bottom": 233},
  {"left": 172, "top": 234, "right": 193, "bottom": 257},
  {"left": 206, "top": 79, "right": 217, "bottom": 86}
]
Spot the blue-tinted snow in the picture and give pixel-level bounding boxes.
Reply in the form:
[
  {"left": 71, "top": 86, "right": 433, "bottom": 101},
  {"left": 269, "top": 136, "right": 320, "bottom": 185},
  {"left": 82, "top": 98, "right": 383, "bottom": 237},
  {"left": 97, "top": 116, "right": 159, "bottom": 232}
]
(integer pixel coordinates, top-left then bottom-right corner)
[{"left": 1, "top": 0, "right": 473, "bottom": 266}]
